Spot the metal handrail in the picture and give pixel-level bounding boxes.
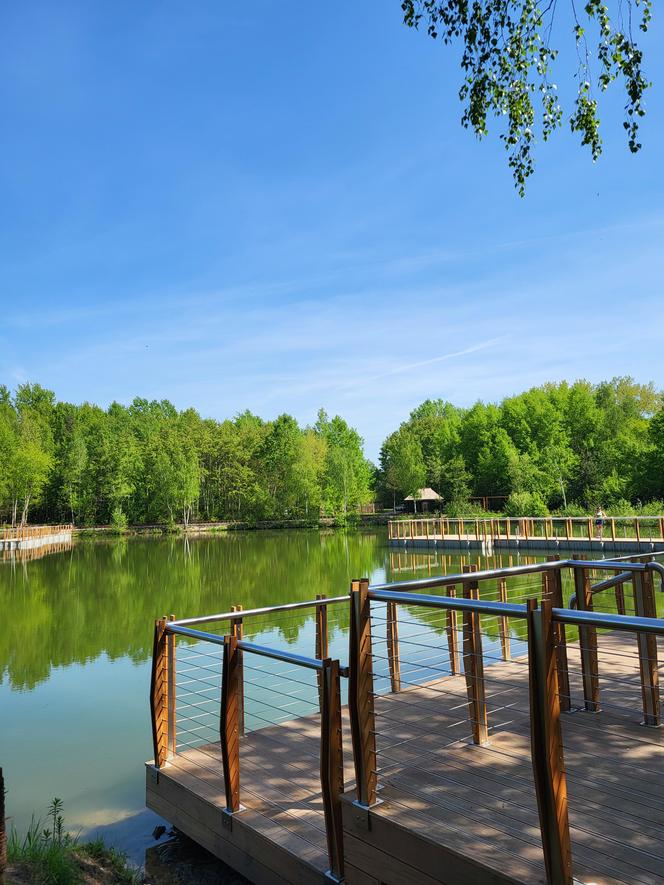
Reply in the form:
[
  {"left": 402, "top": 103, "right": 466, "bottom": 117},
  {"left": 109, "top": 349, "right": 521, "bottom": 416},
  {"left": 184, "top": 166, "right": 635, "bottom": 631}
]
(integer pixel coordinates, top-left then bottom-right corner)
[
  {"left": 172, "top": 595, "right": 349, "bottom": 627},
  {"left": 369, "top": 557, "right": 663, "bottom": 596},
  {"left": 167, "top": 622, "right": 327, "bottom": 670},
  {"left": 368, "top": 586, "right": 664, "bottom": 635}
]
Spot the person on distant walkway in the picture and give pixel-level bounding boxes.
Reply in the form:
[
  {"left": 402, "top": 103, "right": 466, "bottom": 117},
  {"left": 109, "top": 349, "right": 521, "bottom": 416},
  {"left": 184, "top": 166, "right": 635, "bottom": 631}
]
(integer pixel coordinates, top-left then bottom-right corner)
[{"left": 594, "top": 506, "right": 606, "bottom": 540}]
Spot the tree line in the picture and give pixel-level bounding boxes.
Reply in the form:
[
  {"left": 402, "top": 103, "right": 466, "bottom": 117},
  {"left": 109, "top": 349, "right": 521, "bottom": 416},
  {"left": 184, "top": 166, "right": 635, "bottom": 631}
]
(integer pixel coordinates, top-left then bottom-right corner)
[
  {"left": 378, "top": 378, "right": 664, "bottom": 516},
  {"left": 3, "top": 377, "right": 664, "bottom": 527},
  {"left": 0, "top": 384, "right": 372, "bottom": 526}
]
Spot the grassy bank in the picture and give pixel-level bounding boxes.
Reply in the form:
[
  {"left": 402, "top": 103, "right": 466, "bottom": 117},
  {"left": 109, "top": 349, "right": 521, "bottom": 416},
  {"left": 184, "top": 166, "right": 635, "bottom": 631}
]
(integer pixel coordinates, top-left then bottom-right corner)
[{"left": 5, "top": 799, "right": 139, "bottom": 885}]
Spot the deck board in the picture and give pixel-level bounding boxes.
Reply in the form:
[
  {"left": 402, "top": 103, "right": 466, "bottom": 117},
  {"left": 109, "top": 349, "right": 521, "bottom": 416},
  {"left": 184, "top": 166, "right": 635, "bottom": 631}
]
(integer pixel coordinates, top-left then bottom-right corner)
[{"left": 147, "top": 629, "right": 664, "bottom": 885}]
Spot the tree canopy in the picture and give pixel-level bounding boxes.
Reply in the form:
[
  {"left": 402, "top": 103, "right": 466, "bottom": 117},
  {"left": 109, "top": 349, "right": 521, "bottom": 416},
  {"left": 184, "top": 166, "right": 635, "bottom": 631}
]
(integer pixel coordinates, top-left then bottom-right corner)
[
  {"left": 378, "top": 377, "right": 663, "bottom": 512},
  {"left": 0, "top": 385, "right": 373, "bottom": 527},
  {"left": 401, "top": 0, "right": 652, "bottom": 193}
]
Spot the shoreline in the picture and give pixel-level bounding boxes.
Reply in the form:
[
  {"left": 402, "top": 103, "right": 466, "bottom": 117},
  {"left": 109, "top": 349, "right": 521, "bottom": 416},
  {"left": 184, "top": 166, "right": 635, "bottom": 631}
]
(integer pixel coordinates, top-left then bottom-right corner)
[{"left": 71, "top": 514, "right": 392, "bottom": 538}]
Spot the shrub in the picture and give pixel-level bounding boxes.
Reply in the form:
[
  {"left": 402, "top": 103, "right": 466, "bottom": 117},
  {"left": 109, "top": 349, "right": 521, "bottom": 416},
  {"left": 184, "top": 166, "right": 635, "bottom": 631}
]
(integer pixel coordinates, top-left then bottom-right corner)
[
  {"left": 504, "top": 491, "right": 549, "bottom": 518},
  {"left": 110, "top": 506, "right": 128, "bottom": 533}
]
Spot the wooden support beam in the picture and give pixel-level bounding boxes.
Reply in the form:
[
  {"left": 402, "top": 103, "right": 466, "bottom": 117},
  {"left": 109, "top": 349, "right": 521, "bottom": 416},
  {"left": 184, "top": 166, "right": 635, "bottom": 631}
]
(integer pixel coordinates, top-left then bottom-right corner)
[
  {"left": 150, "top": 617, "right": 169, "bottom": 768},
  {"left": 320, "top": 658, "right": 345, "bottom": 881},
  {"left": 230, "top": 606, "right": 245, "bottom": 737},
  {"left": 220, "top": 634, "right": 241, "bottom": 813},
  {"left": 386, "top": 601, "right": 401, "bottom": 693},
  {"left": 167, "top": 614, "right": 176, "bottom": 756},
  {"left": 635, "top": 517, "right": 641, "bottom": 544},
  {"left": 497, "top": 577, "right": 511, "bottom": 662},
  {"left": 348, "top": 579, "right": 378, "bottom": 807},
  {"left": 615, "top": 581, "right": 626, "bottom": 615},
  {"left": 462, "top": 565, "right": 488, "bottom": 745},
  {"left": 446, "top": 585, "right": 461, "bottom": 674},
  {"left": 573, "top": 567, "right": 600, "bottom": 713},
  {"left": 633, "top": 570, "right": 660, "bottom": 726},
  {"left": 527, "top": 599, "right": 573, "bottom": 885}
]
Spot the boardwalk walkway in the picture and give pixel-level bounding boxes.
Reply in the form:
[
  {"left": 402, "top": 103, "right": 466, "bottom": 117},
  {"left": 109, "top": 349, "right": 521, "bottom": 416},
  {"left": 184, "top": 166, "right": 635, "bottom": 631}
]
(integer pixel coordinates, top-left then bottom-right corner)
[{"left": 147, "top": 628, "right": 664, "bottom": 885}]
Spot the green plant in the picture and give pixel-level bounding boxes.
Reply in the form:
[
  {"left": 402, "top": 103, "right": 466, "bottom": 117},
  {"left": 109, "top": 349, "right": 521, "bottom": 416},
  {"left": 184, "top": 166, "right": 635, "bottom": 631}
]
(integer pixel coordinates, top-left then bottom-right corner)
[
  {"left": 110, "top": 506, "right": 128, "bottom": 533},
  {"left": 8, "top": 798, "right": 79, "bottom": 884},
  {"left": 504, "top": 491, "right": 549, "bottom": 518}
]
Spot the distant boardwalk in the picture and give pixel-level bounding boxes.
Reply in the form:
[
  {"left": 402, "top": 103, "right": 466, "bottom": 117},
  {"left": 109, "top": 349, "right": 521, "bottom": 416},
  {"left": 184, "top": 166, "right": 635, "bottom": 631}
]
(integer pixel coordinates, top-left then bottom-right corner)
[
  {"left": 389, "top": 515, "right": 664, "bottom": 553},
  {"left": 1, "top": 524, "right": 73, "bottom": 560}
]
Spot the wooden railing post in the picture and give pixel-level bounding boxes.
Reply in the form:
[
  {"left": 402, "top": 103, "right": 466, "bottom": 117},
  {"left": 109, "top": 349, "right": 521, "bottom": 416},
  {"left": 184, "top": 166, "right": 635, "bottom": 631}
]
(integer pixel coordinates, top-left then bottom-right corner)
[
  {"left": 220, "top": 634, "right": 241, "bottom": 814},
  {"left": 150, "top": 617, "right": 169, "bottom": 768},
  {"left": 316, "top": 594, "right": 330, "bottom": 711},
  {"left": 527, "top": 599, "right": 573, "bottom": 885},
  {"left": 230, "top": 606, "right": 245, "bottom": 736},
  {"left": 573, "top": 567, "right": 600, "bottom": 712},
  {"left": 546, "top": 565, "right": 571, "bottom": 713},
  {"left": 446, "top": 584, "right": 460, "bottom": 674},
  {"left": 462, "top": 565, "right": 488, "bottom": 745},
  {"left": 498, "top": 577, "right": 511, "bottom": 662},
  {"left": 633, "top": 570, "right": 660, "bottom": 726},
  {"left": 167, "top": 614, "right": 176, "bottom": 756},
  {"left": 348, "top": 579, "right": 378, "bottom": 806},
  {"left": 320, "top": 658, "right": 345, "bottom": 881},
  {"left": 386, "top": 600, "right": 401, "bottom": 692},
  {"left": 635, "top": 517, "right": 642, "bottom": 544}
]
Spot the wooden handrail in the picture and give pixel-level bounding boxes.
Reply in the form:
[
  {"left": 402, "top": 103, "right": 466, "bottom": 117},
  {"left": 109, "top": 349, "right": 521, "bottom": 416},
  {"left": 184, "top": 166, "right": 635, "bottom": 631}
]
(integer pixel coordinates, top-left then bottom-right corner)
[
  {"left": 573, "top": 567, "right": 600, "bottom": 713},
  {"left": 220, "top": 634, "right": 241, "bottom": 813},
  {"left": 527, "top": 599, "right": 573, "bottom": 885},
  {"left": 633, "top": 570, "right": 660, "bottom": 726},
  {"left": 348, "top": 578, "right": 378, "bottom": 807},
  {"left": 462, "top": 565, "right": 488, "bottom": 745},
  {"left": 150, "top": 618, "right": 169, "bottom": 768},
  {"left": 320, "top": 658, "right": 345, "bottom": 880}
]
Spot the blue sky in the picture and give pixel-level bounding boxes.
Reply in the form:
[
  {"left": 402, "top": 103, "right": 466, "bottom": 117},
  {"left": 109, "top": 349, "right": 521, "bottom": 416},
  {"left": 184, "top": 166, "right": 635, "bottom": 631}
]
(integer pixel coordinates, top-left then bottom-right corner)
[{"left": 1, "top": 1, "right": 662, "bottom": 461}]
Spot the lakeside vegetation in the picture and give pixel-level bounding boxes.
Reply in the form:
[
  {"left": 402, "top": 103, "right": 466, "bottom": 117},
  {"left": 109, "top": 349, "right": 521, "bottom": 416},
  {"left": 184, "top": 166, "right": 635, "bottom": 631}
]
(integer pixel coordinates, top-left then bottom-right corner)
[
  {"left": 0, "top": 386, "right": 372, "bottom": 527},
  {"left": 379, "top": 378, "right": 664, "bottom": 516},
  {"left": 1, "top": 377, "right": 664, "bottom": 528},
  {"left": 6, "top": 798, "right": 138, "bottom": 885}
]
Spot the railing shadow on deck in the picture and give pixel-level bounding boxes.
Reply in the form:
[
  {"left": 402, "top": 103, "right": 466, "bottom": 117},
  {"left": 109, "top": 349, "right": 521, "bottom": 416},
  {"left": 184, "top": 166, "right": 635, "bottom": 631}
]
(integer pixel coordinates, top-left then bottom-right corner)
[{"left": 148, "top": 552, "right": 664, "bottom": 885}]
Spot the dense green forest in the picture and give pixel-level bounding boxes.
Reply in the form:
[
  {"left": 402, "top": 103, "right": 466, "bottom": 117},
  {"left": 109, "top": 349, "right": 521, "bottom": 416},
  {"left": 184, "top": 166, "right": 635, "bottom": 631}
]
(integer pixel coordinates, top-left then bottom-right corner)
[
  {"left": 0, "top": 384, "right": 372, "bottom": 526},
  {"left": 379, "top": 378, "right": 664, "bottom": 516},
  {"left": 1, "top": 377, "right": 664, "bottom": 526}
]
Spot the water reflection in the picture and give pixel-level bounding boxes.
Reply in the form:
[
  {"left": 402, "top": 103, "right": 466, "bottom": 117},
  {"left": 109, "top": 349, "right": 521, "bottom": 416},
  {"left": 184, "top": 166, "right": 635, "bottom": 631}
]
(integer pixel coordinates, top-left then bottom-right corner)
[{"left": 0, "top": 529, "right": 636, "bottom": 861}]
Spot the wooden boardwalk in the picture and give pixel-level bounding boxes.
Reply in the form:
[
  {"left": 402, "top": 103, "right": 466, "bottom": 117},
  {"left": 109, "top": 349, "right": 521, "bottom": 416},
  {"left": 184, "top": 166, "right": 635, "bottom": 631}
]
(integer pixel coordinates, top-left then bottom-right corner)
[
  {"left": 389, "top": 516, "right": 664, "bottom": 553},
  {"left": 147, "top": 630, "right": 664, "bottom": 885}
]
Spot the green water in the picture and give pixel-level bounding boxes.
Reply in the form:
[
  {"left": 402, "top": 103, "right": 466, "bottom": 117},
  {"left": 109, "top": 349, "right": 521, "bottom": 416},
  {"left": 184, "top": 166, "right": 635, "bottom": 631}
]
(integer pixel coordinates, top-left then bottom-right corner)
[{"left": 0, "top": 530, "right": 622, "bottom": 862}]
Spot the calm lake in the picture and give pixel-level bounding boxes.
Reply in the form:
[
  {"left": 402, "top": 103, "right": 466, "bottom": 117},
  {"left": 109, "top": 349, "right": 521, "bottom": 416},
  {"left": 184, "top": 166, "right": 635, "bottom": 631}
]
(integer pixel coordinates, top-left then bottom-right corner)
[{"left": 0, "top": 528, "right": 589, "bottom": 863}]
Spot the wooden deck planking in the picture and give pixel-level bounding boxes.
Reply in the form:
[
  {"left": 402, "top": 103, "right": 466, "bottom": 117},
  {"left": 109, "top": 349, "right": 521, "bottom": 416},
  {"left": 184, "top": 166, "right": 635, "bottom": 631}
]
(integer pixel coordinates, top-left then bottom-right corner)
[{"left": 147, "top": 629, "right": 664, "bottom": 885}]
